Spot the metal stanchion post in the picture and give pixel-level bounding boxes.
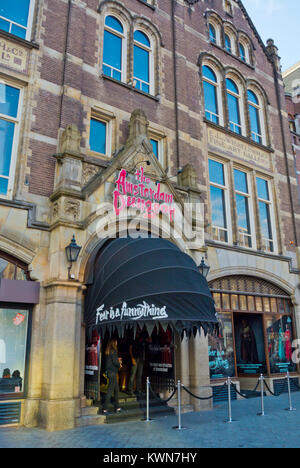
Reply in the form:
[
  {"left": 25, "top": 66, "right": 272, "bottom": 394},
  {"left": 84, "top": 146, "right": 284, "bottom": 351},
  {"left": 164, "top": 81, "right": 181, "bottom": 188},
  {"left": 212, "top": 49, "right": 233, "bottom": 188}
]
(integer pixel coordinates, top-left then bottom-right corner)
[
  {"left": 285, "top": 371, "right": 296, "bottom": 412},
  {"left": 173, "top": 380, "right": 187, "bottom": 430},
  {"left": 257, "top": 374, "right": 265, "bottom": 416},
  {"left": 142, "top": 377, "right": 154, "bottom": 422},
  {"left": 225, "top": 376, "right": 236, "bottom": 423}
]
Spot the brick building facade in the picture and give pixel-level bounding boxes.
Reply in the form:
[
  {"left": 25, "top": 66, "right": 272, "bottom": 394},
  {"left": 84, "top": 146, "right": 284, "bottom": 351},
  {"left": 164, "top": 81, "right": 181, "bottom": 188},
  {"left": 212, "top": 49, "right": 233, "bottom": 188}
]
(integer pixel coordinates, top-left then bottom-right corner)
[{"left": 0, "top": 0, "right": 300, "bottom": 431}]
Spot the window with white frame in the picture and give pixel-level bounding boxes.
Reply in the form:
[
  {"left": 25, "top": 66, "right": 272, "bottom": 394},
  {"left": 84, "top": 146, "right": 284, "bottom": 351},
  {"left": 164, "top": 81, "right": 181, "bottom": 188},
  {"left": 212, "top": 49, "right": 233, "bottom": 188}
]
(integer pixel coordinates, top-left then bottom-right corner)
[
  {"left": 209, "top": 23, "right": 217, "bottom": 44},
  {"left": 209, "top": 159, "right": 231, "bottom": 243},
  {"left": 224, "top": 29, "right": 236, "bottom": 55},
  {"left": 226, "top": 78, "right": 243, "bottom": 135},
  {"left": 248, "top": 89, "right": 264, "bottom": 145},
  {"left": 102, "top": 15, "right": 126, "bottom": 82},
  {"left": 133, "top": 30, "right": 153, "bottom": 94},
  {"left": 150, "top": 137, "right": 165, "bottom": 167},
  {"left": 0, "top": 81, "right": 22, "bottom": 198},
  {"left": 239, "top": 43, "right": 246, "bottom": 62},
  {"left": 202, "top": 65, "right": 220, "bottom": 125},
  {"left": 89, "top": 115, "right": 112, "bottom": 157},
  {"left": 234, "top": 169, "right": 256, "bottom": 249},
  {"left": 224, "top": 33, "right": 232, "bottom": 54},
  {"left": 238, "top": 38, "right": 252, "bottom": 65},
  {"left": 0, "top": 0, "right": 34, "bottom": 41},
  {"left": 208, "top": 20, "right": 222, "bottom": 47},
  {"left": 256, "top": 177, "right": 276, "bottom": 253}
]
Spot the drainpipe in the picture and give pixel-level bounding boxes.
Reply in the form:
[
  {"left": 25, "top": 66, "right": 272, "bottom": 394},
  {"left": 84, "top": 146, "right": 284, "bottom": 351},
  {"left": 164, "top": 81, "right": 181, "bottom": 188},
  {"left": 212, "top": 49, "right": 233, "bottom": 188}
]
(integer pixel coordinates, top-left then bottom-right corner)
[
  {"left": 171, "top": 0, "right": 181, "bottom": 172},
  {"left": 59, "top": 0, "right": 72, "bottom": 129}
]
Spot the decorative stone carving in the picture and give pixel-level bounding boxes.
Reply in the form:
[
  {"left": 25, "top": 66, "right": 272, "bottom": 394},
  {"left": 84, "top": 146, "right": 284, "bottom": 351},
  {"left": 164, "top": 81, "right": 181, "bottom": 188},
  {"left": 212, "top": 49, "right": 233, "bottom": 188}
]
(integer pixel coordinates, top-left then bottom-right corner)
[
  {"left": 52, "top": 202, "right": 59, "bottom": 220},
  {"left": 82, "top": 163, "right": 100, "bottom": 186},
  {"left": 64, "top": 199, "right": 80, "bottom": 220}
]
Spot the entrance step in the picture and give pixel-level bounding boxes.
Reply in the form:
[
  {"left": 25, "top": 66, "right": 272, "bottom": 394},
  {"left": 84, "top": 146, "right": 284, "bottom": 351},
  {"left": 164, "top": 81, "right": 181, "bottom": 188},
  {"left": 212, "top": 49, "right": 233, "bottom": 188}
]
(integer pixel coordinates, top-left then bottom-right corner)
[
  {"left": 75, "top": 405, "right": 106, "bottom": 427},
  {"left": 75, "top": 413, "right": 106, "bottom": 427},
  {"left": 88, "top": 391, "right": 176, "bottom": 424},
  {"left": 101, "top": 395, "right": 176, "bottom": 424}
]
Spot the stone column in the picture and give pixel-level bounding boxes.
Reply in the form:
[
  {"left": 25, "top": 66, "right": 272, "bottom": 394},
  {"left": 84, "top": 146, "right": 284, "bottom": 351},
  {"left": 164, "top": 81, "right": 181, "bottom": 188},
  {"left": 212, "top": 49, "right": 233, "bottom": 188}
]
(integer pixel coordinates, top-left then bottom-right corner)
[
  {"left": 188, "top": 330, "right": 213, "bottom": 411},
  {"left": 23, "top": 290, "right": 46, "bottom": 428},
  {"left": 38, "top": 281, "right": 83, "bottom": 431}
]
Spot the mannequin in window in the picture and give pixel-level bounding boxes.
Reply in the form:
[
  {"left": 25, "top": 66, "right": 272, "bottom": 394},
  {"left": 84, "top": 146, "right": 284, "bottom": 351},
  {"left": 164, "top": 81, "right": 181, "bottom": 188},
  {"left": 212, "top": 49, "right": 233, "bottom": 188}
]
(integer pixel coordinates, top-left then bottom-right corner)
[{"left": 240, "top": 320, "right": 258, "bottom": 363}]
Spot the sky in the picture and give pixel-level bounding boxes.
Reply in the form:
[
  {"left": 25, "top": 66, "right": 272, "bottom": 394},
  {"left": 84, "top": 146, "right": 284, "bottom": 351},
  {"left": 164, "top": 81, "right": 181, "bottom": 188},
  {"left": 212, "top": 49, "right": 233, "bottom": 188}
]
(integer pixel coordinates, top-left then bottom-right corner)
[{"left": 242, "top": 0, "right": 300, "bottom": 72}]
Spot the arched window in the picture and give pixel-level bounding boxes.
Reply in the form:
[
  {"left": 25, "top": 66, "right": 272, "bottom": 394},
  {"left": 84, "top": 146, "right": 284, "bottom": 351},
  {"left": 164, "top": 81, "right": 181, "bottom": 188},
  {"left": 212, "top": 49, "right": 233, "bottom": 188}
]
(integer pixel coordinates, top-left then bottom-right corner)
[
  {"left": 133, "top": 30, "right": 152, "bottom": 94},
  {"left": 0, "top": 252, "right": 30, "bottom": 281},
  {"left": 239, "top": 43, "right": 246, "bottom": 62},
  {"left": 248, "top": 90, "right": 262, "bottom": 144},
  {"left": 102, "top": 15, "right": 125, "bottom": 82},
  {"left": 203, "top": 65, "right": 219, "bottom": 124},
  {"left": 209, "top": 23, "right": 217, "bottom": 44},
  {"left": 226, "top": 78, "right": 242, "bottom": 135},
  {"left": 225, "top": 34, "right": 232, "bottom": 54}
]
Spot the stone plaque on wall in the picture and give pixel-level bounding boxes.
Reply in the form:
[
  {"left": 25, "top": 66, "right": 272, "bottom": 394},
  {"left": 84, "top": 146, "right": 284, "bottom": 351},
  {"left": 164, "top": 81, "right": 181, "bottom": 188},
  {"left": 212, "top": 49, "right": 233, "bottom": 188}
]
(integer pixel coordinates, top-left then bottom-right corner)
[
  {"left": 208, "top": 127, "right": 272, "bottom": 170},
  {"left": 0, "top": 37, "right": 29, "bottom": 74}
]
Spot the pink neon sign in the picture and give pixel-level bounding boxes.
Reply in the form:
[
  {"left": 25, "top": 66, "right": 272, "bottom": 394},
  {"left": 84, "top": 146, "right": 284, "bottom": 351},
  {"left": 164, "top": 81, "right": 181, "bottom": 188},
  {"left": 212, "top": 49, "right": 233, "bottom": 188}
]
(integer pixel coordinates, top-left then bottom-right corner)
[{"left": 113, "top": 167, "right": 175, "bottom": 221}]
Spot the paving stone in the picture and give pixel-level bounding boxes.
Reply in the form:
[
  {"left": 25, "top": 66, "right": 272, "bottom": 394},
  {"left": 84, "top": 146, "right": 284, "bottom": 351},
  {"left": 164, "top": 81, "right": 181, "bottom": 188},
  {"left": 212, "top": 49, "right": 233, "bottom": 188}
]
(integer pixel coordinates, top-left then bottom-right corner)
[{"left": 1, "top": 392, "right": 300, "bottom": 448}]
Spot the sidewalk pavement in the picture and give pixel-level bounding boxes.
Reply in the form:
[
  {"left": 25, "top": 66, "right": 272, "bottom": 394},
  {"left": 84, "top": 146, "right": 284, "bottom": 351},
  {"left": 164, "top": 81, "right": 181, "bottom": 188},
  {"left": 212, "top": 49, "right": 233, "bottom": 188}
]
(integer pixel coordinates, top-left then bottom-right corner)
[{"left": 1, "top": 391, "right": 300, "bottom": 448}]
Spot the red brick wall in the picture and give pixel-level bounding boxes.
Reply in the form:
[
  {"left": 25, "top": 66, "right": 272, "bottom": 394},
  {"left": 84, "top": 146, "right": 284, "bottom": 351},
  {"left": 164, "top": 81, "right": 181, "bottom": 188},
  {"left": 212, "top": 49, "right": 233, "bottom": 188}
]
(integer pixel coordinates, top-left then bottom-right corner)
[{"left": 26, "top": 0, "right": 300, "bottom": 249}]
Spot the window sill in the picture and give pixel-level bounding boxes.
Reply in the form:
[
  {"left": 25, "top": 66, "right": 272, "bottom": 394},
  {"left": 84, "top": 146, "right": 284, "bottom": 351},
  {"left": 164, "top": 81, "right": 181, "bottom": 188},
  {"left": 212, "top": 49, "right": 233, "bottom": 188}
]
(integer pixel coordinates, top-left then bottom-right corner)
[
  {"left": 102, "top": 74, "right": 160, "bottom": 102},
  {"left": 204, "top": 118, "right": 274, "bottom": 154},
  {"left": 136, "top": 0, "right": 156, "bottom": 11},
  {"left": 0, "top": 29, "right": 39, "bottom": 49},
  {"left": 209, "top": 41, "right": 255, "bottom": 70},
  {"left": 206, "top": 240, "right": 286, "bottom": 261}
]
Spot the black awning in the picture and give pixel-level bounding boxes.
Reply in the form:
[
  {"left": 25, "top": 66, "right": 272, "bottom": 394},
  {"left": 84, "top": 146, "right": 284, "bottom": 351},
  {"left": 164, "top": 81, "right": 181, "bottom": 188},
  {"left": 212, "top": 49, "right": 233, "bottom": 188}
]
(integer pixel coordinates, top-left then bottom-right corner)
[{"left": 85, "top": 237, "right": 217, "bottom": 337}]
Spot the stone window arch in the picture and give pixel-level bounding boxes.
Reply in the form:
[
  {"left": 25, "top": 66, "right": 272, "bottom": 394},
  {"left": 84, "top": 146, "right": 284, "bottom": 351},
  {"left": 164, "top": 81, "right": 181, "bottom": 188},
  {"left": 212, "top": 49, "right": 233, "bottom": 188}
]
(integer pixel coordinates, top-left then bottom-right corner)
[{"left": 207, "top": 13, "right": 222, "bottom": 47}]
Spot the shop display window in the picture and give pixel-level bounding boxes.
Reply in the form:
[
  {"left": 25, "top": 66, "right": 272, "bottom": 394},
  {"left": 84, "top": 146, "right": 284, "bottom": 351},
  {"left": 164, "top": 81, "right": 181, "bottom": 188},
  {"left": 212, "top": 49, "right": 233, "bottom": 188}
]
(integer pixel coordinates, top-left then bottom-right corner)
[
  {"left": 209, "top": 277, "right": 297, "bottom": 379},
  {"left": 0, "top": 308, "right": 29, "bottom": 395},
  {"left": 266, "top": 315, "right": 296, "bottom": 374},
  {"left": 208, "top": 313, "right": 235, "bottom": 380},
  {"left": 234, "top": 314, "right": 267, "bottom": 375}
]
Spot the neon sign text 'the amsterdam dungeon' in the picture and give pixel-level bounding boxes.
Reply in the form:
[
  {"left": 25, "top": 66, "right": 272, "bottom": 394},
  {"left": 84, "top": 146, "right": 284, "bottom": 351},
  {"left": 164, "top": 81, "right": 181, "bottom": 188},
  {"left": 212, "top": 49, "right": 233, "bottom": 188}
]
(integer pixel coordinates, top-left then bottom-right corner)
[{"left": 113, "top": 167, "right": 175, "bottom": 221}]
